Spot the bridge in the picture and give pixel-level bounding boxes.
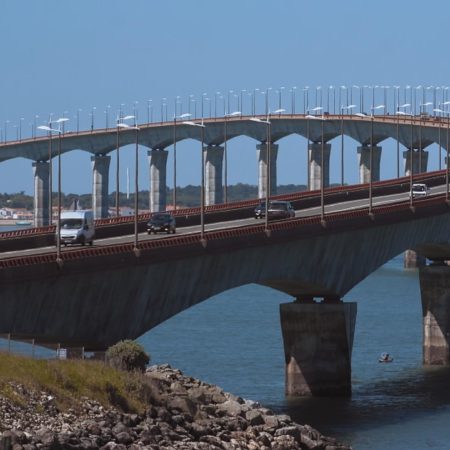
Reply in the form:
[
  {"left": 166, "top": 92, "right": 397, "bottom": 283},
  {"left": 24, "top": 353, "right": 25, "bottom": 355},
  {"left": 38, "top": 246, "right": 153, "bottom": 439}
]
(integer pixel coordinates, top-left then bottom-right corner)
[{"left": 2, "top": 110, "right": 450, "bottom": 397}]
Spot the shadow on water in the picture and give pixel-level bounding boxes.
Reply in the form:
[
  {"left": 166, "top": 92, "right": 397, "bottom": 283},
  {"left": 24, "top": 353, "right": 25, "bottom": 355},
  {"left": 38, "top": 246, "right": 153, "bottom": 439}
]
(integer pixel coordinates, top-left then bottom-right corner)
[{"left": 271, "top": 365, "right": 450, "bottom": 437}]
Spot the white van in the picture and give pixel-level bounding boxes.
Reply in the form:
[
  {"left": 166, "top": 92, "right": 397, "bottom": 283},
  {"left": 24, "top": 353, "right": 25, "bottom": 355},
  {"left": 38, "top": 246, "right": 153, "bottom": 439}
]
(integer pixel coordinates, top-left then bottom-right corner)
[
  {"left": 410, "top": 183, "right": 429, "bottom": 199},
  {"left": 58, "top": 210, "right": 95, "bottom": 246}
]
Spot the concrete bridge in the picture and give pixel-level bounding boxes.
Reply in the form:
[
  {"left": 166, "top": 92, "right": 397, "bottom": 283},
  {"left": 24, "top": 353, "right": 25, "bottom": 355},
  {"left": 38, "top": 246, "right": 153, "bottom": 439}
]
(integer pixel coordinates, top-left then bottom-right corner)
[
  {"left": 1, "top": 189, "right": 450, "bottom": 397},
  {"left": 1, "top": 113, "right": 448, "bottom": 225}
]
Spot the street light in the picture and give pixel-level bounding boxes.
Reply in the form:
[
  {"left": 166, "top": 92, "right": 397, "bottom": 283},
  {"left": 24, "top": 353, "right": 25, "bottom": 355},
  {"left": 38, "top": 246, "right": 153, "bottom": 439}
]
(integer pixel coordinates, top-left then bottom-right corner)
[
  {"left": 224, "top": 111, "right": 241, "bottom": 203},
  {"left": 434, "top": 107, "right": 450, "bottom": 199},
  {"left": 37, "top": 117, "right": 69, "bottom": 263},
  {"left": 183, "top": 120, "right": 207, "bottom": 242},
  {"left": 173, "top": 113, "right": 192, "bottom": 210},
  {"left": 90, "top": 106, "right": 96, "bottom": 131},
  {"left": 340, "top": 104, "right": 356, "bottom": 185},
  {"left": 115, "top": 114, "right": 135, "bottom": 217},
  {"left": 250, "top": 116, "right": 271, "bottom": 233}
]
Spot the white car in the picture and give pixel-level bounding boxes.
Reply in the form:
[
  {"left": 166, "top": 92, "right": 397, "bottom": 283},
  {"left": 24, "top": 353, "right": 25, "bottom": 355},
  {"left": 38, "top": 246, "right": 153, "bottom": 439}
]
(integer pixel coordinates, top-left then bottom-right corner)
[{"left": 410, "top": 183, "right": 429, "bottom": 198}]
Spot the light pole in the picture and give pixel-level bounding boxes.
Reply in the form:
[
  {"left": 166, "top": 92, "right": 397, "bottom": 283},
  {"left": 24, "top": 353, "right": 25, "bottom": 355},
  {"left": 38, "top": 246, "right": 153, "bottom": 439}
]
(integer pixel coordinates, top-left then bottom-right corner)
[
  {"left": 38, "top": 118, "right": 69, "bottom": 262},
  {"left": 183, "top": 120, "right": 207, "bottom": 241},
  {"left": 434, "top": 106, "right": 450, "bottom": 198},
  {"left": 147, "top": 99, "right": 153, "bottom": 123},
  {"left": 90, "top": 106, "right": 96, "bottom": 131},
  {"left": 223, "top": 111, "right": 241, "bottom": 203},
  {"left": 115, "top": 114, "right": 135, "bottom": 217},
  {"left": 4, "top": 120, "right": 9, "bottom": 142},
  {"left": 291, "top": 86, "right": 297, "bottom": 114},
  {"left": 340, "top": 104, "right": 356, "bottom": 185},
  {"left": 250, "top": 116, "right": 271, "bottom": 233},
  {"left": 173, "top": 113, "right": 191, "bottom": 210}
]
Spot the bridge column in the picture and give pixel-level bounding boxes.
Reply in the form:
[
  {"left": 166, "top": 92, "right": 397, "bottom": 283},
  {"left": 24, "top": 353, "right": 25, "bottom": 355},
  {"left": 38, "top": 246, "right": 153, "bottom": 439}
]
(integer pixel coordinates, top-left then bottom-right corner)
[
  {"left": 357, "top": 145, "right": 382, "bottom": 184},
  {"left": 308, "top": 142, "right": 331, "bottom": 190},
  {"left": 204, "top": 145, "right": 224, "bottom": 205},
  {"left": 403, "top": 149, "right": 429, "bottom": 175},
  {"left": 257, "top": 143, "right": 278, "bottom": 198},
  {"left": 403, "top": 149, "right": 429, "bottom": 268},
  {"left": 280, "top": 300, "right": 357, "bottom": 396},
  {"left": 32, "top": 161, "right": 50, "bottom": 227},
  {"left": 91, "top": 154, "right": 111, "bottom": 219},
  {"left": 148, "top": 149, "right": 168, "bottom": 212},
  {"left": 420, "top": 265, "right": 450, "bottom": 365}
]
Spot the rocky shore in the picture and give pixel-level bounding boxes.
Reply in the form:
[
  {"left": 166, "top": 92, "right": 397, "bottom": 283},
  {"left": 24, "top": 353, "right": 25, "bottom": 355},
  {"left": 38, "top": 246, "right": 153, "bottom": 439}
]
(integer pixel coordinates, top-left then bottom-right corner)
[{"left": 0, "top": 364, "right": 352, "bottom": 450}]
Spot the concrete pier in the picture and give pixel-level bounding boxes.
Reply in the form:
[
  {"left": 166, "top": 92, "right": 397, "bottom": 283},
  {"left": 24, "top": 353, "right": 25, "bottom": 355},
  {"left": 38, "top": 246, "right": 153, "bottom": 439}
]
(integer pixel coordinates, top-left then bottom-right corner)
[
  {"left": 204, "top": 145, "right": 224, "bottom": 206},
  {"left": 32, "top": 161, "right": 50, "bottom": 227},
  {"left": 357, "top": 145, "right": 382, "bottom": 184},
  {"left": 420, "top": 265, "right": 450, "bottom": 365},
  {"left": 257, "top": 143, "right": 278, "bottom": 198},
  {"left": 148, "top": 149, "right": 168, "bottom": 212},
  {"left": 403, "top": 149, "right": 429, "bottom": 175},
  {"left": 280, "top": 301, "right": 357, "bottom": 396},
  {"left": 308, "top": 142, "right": 331, "bottom": 190},
  {"left": 91, "top": 155, "right": 111, "bottom": 219}
]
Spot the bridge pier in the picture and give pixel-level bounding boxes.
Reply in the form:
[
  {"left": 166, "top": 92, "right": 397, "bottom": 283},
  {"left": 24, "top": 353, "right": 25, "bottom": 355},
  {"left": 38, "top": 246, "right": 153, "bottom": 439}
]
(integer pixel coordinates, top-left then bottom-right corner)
[
  {"left": 308, "top": 142, "right": 331, "bottom": 190},
  {"left": 357, "top": 145, "right": 382, "bottom": 183},
  {"left": 257, "top": 143, "right": 278, "bottom": 198},
  {"left": 32, "top": 161, "right": 50, "bottom": 227},
  {"left": 403, "top": 149, "right": 429, "bottom": 267},
  {"left": 403, "top": 148, "right": 429, "bottom": 175},
  {"left": 204, "top": 145, "right": 224, "bottom": 205},
  {"left": 91, "top": 154, "right": 111, "bottom": 219},
  {"left": 420, "top": 264, "right": 450, "bottom": 365},
  {"left": 280, "top": 300, "right": 357, "bottom": 396},
  {"left": 148, "top": 149, "right": 168, "bottom": 212}
]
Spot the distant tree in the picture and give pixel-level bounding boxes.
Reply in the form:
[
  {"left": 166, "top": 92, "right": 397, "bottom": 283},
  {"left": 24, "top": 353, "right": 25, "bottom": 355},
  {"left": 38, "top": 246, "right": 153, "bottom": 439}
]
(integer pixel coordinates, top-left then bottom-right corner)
[{"left": 106, "top": 340, "right": 150, "bottom": 372}]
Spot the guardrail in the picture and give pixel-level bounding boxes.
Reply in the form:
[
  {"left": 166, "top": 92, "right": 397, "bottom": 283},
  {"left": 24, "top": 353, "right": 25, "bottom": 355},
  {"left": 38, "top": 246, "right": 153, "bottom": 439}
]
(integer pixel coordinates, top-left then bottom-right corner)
[{"left": 0, "top": 191, "right": 447, "bottom": 270}]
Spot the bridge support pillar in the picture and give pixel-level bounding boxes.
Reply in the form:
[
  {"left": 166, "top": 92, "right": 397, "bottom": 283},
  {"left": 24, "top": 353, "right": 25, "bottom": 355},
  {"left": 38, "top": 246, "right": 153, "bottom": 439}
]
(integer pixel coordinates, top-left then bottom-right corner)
[
  {"left": 403, "top": 149, "right": 429, "bottom": 175},
  {"left": 308, "top": 142, "right": 331, "bottom": 190},
  {"left": 257, "top": 143, "right": 278, "bottom": 198},
  {"left": 403, "top": 149, "right": 429, "bottom": 267},
  {"left": 357, "top": 145, "right": 382, "bottom": 184},
  {"left": 91, "top": 154, "right": 111, "bottom": 219},
  {"left": 420, "top": 265, "right": 450, "bottom": 365},
  {"left": 280, "top": 301, "right": 357, "bottom": 396},
  {"left": 32, "top": 161, "right": 50, "bottom": 227},
  {"left": 204, "top": 145, "right": 224, "bottom": 205},
  {"left": 148, "top": 149, "right": 168, "bottom": 212}
]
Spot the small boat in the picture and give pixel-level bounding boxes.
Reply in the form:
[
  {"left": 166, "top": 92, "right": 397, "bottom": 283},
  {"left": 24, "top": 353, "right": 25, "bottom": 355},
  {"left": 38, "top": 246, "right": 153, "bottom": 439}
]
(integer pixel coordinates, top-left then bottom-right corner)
[
  {"left": 15, "top": 220, "right": 32, "bottom": 226},
  {"left": 379, "top": 352, "right": 394, "bottom": 363}
]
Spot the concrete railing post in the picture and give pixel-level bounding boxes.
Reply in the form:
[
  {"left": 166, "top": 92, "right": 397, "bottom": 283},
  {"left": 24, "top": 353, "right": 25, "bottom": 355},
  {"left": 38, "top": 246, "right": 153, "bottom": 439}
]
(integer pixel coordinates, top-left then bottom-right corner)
[
  {"left": 308, "top": 142, "right": 331, "bottom": 190},
  {"left": 420, "top": 265, "right": 450, "bottom": 365},
  {"left": 148, "top": 149, "right": 168, "bottom": 212},
  {"left": 256, "top": 143, "right": 278, "bottom": 199},
  {"left": 280, "top": 301, "right": 357, "bottom": 396},
  {"left": 357, "top": 145, "right": 382, "bottom": 184},
  {"left": 32, "top": 161, "right": 50, "bottom": 227},
  {"left": 91, "top": 154, "right": 111, "bottom": 219},
  {"left": 204, "top": 145, "right": 224, "bottom": 206}
]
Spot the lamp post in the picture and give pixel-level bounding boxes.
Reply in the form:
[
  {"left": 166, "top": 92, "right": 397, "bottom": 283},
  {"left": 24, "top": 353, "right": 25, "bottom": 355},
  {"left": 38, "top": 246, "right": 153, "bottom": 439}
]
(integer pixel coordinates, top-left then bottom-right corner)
[
  {"left": 250, "top": 117, "right": 271, "bottom": 233},
  {"left": 90, "top": 106, "right": 96, "bottom": 131},
  {"left": 115, "top": 114, "right": 135, "bottom": 217},
  {"left": 173, "top": 113, "right": 191, "bottom": 210},
  {"left": 434, "top": 106, "right": 450, "bottom": 199},
  {"left": 37, "top": 118, "right": 69, "bottom": 262},
  {"left": 147, "top": 99, "right": 153, "bottom": 123},
  {"left": 4, "top": 120, "right": 9, "bottom": 142},
  {"left": 223, "top": 111, "right": 241, "bottom": 203},
  {"left": 340, "top": 104, "right": 356, "bottom": 185},
  {"left": 183, "top": 121, "right": 206, "bottom": 241},
  {"left": 291, "top": 86, "right": 297, "bottom": 114}
]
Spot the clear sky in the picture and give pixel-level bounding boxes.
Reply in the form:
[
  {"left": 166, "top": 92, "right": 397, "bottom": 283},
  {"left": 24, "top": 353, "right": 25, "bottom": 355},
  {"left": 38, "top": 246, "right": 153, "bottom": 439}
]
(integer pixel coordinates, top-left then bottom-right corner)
[{"left": 1, "top": 0, "right": 450, "bottom": 196}]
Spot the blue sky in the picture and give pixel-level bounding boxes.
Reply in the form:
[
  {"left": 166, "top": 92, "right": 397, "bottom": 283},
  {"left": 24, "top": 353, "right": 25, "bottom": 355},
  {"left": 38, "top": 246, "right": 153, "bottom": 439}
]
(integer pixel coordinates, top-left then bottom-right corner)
[{"left": 1, "top": 0, "right": 450, "bottom": 195}]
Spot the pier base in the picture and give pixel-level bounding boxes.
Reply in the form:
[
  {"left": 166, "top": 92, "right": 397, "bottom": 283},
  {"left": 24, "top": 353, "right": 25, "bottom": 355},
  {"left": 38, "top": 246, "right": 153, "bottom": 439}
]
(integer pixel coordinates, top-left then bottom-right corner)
[
  {"left": 420, "top": 265, "right": 450, "bottom": 365},
  {"left": 280, "top": 301, "right": 357, "bottom": 397}
]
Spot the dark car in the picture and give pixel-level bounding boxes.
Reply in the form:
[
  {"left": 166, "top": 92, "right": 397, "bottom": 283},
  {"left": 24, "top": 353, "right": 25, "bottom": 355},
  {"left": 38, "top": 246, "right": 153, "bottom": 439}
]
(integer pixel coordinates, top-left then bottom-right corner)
[
  {"left": 254, "top": 201, "right": 295, "bottom": 220},
  {"left": 147, "top": 212, "right": 176, "bottom": 234}
]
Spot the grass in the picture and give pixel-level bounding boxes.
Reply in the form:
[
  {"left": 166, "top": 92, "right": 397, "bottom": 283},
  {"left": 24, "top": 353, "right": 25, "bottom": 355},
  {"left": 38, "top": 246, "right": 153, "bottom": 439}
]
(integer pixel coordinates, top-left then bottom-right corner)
[{"left": 0, "top": 352, "right": 154, "bottom": 414}]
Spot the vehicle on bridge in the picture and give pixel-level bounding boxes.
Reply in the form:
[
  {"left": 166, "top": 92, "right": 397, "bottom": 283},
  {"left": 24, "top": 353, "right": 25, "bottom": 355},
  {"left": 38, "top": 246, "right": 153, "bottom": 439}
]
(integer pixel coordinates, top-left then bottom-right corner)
[
  {"left": 254, "top": 201, "right": 295, "bottom": 220},
  {"left": 59, "top": 210, "right": 95, "bottom": 246},
  {"left": 410, "top": 183, "right": 429, "bottom": 199},
  {"left": 147, "top": 213, "right": 176, "bottom": 234}
]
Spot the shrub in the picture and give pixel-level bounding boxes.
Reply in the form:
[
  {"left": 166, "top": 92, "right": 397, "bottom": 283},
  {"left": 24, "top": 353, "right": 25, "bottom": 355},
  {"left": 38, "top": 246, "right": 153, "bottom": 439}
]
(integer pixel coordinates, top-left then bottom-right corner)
[{"left": 106, "top": 340, "right": 150, "bottom": 372}]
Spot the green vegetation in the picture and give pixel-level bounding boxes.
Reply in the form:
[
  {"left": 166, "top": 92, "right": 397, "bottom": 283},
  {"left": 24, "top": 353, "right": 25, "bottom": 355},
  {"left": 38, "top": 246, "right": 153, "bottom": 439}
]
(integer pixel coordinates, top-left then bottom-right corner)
[
  {"left": 0, "top": 352, "right": 153, "bottom": 413},
  {"left": 106, "top": 340, "right": 150, "bottom": 372}
]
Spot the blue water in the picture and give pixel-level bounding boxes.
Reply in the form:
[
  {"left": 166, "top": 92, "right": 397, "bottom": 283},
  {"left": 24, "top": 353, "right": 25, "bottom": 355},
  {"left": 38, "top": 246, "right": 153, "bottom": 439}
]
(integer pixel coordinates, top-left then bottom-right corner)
[{"left": 140, "top": 255, "right": 450, "bottom": 449}]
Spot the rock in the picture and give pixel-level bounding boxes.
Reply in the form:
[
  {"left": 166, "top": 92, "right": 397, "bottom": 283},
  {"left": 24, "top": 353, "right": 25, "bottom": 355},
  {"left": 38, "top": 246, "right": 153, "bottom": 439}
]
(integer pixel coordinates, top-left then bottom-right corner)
[{"left": 245, "top": 410, "right": 265, "bottom": 426}]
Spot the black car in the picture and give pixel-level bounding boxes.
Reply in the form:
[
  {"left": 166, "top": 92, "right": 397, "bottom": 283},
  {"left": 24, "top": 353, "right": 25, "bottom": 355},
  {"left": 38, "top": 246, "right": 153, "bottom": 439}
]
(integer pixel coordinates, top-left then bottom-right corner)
[
  {"left": 147, "top": 213, "right": 176, "bottom": 234},
  {"left": 254, "top": 201, "right": 295, "bottom": 220}
]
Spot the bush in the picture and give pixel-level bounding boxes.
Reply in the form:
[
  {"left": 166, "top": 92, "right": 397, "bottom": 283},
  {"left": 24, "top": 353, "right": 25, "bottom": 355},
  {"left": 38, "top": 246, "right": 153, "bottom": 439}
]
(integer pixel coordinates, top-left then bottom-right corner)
[{"left": 106, "top": 340, "right": 150, "bottom": 373}]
